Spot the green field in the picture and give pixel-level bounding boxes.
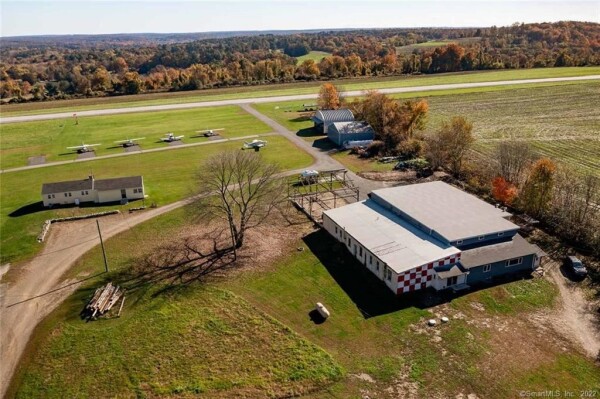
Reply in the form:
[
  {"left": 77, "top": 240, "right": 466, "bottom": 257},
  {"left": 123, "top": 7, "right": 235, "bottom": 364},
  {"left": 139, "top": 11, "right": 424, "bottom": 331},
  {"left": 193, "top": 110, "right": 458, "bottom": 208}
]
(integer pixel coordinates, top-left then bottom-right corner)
[
  {"left": 0, "top": 135, "right": 313, "bottom": 265},
  {"left": 0, "top": 106, "right": 273, "bottom": 170},
  {"left": 2, "top": 67, "right": 598, "bottom": 117},
  {"left": 396, "top": 37, "right": 481, "bottom": 54},
  {"left": 295, "top": 51, "right": 332, "bottom": 65},
  {"left": 253, "top": 81, "right": 600, "bottom": 176},
  {"left": 11, "top": 205, "right": 599, "bottom": 398}
]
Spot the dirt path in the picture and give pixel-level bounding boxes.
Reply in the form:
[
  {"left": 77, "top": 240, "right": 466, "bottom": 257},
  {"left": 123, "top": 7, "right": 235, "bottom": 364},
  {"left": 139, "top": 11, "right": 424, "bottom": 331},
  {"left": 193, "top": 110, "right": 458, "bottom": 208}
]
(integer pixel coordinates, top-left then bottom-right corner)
[{"left": 546, "top": 261, "right": 600, "bottom": 359}]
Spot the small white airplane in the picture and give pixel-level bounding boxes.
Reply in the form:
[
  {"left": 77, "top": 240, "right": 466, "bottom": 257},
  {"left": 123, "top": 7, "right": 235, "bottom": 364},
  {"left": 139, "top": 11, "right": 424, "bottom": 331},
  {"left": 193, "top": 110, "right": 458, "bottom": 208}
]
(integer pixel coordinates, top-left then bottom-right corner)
[
  {"left": 67, "top": 143, "right": 101, "bottom": 153},
  {"left": 114, "top": 137, "right": 145, "bottom": 147},
  {"left": 243, "top": 139, "right": 267, "bottom": 150},
  {"left": 161, "top": 133, "right": 184, "bottom": 142},
  {"left": 194, "top": 128, "right": 225, "bottom": 137}
]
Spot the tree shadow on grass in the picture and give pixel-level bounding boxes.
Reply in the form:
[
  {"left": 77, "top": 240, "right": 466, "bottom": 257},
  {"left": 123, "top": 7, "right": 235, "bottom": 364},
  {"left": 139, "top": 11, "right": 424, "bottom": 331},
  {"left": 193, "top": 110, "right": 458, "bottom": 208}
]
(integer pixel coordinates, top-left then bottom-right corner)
[
  {"left": 111, "top": 230, "right": 238, "bottom": 298},
  {"left": 302, "top": 229, "right": 540, "bottom": 318}
]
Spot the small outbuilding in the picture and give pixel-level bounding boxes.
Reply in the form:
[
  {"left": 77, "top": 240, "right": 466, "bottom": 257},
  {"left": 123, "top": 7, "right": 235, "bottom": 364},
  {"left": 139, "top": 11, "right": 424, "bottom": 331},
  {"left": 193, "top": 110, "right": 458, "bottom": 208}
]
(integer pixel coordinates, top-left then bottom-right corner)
[
  {"left": 42, "top": 175, "right": 145, "bottom": 207},
  {"left": 327, "top": 121, "right": 375, "bottom": 147},
  {"left": 311, "top": 109, "right": 354, "bottom": 134}
]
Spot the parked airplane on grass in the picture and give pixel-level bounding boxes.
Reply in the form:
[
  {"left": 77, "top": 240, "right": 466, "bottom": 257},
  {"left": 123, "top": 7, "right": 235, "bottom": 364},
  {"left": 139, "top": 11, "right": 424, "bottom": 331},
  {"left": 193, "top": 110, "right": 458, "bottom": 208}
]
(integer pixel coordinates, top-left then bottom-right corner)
[
  {"left": 67, "top": 143, "right": 101, "bottom": 153},
  {"left": 193, "top": 128, "right": 225, "bottom": 137},
  {"left": 161, "top": 133, "right": 184, "bottom": 142},
  {"left": 243, "top": 139, "right": 267, "bottom": 150},
  {"left": 115, "top": 137, "right": 145, "bottom": 147}
]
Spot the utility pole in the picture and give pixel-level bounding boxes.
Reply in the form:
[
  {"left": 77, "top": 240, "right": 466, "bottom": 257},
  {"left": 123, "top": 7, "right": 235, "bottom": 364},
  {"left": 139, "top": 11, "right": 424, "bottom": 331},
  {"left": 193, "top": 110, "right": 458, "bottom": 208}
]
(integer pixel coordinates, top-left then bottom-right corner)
[{"left": 96, "top": 220, "right": 109, "bottom": 273}]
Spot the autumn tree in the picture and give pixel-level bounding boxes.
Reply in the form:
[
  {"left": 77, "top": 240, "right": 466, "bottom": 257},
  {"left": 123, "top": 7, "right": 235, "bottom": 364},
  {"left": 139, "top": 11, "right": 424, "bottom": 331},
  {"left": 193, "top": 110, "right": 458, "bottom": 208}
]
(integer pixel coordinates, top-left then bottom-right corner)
[
  {"left": 195, "top": 151, "right": 286, "bottom": 254},
  {"left": 317, "top": 83, "right": 342, "bottom": 110},
  {"left": 400, "top": 99, "right": 429, "bottom": 139},
  {"left": 491, "top": 176, "right": 518, "bottom": 205},
  {"left": 426, "top": 116, "right": 474, "bottom": 176},
  {"left": 519, "top": 158, "right": 557, "bottom": 217},
  {"left": 351, "top": 91, "right": 429, "bottom": 155},
  {"left": 494, "top": 140, "right": 534, "bottom": 187}
]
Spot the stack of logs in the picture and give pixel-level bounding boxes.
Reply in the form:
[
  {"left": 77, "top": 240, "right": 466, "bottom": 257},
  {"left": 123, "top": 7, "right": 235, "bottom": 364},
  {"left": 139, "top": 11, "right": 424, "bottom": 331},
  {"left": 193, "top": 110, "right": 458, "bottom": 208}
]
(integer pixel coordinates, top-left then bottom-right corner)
[{"left": 85, "top": 282, "right": 125, "bottom": 319}]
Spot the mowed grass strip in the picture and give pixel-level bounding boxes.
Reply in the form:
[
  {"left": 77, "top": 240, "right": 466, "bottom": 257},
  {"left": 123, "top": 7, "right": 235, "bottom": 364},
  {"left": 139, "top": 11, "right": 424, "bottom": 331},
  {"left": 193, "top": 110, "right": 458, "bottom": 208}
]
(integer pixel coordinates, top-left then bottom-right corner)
[
  {"left": 2, "top": 67, "right": 599, "bottom": 117},
  {"left": 0, "top": 105, "right": 272, "bottom": 169},
  {"left": 1, "top": 135, "right": 313, "bottom": 264}
]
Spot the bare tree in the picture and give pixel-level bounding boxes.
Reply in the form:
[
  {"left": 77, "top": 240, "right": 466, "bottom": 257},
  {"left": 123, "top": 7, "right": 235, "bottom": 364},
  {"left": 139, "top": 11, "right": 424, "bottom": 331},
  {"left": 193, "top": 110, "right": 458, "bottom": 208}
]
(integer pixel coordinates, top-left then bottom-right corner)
[
  {"left": 494, "top": 141, "right": 535, "bottom": 187},
  {"left": 195, "top": 150, "right": 287, "bottom": 255},
  {"left": 425, "top": 116, "right": 474, "bottom": 176}
]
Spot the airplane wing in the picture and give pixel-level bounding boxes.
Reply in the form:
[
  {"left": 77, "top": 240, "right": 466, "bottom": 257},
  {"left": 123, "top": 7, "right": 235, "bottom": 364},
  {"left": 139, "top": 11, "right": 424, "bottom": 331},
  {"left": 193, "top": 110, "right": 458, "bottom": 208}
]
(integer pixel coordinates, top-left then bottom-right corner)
[
  {"left": 88, "top": 144, "right": 102, "bottom": 147},
  {"left": 176, "top": 135, "right": 184, "bottom": 139},
  {"left": 67, "top": 145, "right": 84, "bottom": 149}
]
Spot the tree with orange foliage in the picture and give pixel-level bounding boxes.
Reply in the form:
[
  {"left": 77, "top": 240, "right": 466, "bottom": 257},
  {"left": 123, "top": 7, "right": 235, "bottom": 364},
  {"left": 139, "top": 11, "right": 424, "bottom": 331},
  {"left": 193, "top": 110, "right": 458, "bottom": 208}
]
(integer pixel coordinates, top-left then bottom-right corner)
[
  {"left": 317, "top": 83, "right": 342, "bottom": 110},
  {"left": 519, "top": 158, "right": 557, "bottom": 217},
  {"left": 491, "top": 176, "right": 518, "bottom": 205},
  {"left": 400, "top": 100, "right": 429, "bottom": 139}
]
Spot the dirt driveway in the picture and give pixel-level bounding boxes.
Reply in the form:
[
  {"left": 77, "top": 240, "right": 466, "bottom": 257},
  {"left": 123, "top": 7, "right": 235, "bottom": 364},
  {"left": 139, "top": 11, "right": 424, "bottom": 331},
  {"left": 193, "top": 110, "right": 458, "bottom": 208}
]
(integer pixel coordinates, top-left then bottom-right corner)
[
  {"left": 545, "top": 260, "right": 600, "bottom": 359},
  {"left": 0, "top": 200, "right": 190, "bottom": 397}
]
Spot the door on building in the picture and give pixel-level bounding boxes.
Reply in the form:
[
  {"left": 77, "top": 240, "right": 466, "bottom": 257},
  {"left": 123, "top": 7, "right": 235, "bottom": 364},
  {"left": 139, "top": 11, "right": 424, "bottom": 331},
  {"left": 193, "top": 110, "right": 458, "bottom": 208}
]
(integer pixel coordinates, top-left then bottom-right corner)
[
  {"left": 121, "top": 189, "right": 127, "bottom": 199},
  {"left": 447, "top": 276, "right": 458, "bottom": 286}
]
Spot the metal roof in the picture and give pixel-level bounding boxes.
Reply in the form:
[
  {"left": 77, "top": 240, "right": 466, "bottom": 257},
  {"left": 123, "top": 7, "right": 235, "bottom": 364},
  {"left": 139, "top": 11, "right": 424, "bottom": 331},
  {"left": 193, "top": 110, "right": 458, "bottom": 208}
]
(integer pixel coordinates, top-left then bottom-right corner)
[
  {"left": 324, "top": 199, "right": 459, "bottom": 274},
  {"left": 312, "top": 109, "right": 354, "bottom": 124},
  {"left": 42, "top": 176, "right": 142, "bottom": 194},
  {"left": 42, "top": 178, "right": 93, "bottom": 195},
  {"left": 370, "top": 181, "right": 519, "bottom": 242},
  {"left": 330, "top": 121, "right": 374, "bottom": 136},
  {"left": 94, "top": 176, "right": 143, "bottom": 191},
  {"left": 437, "top": 265, "right": 466, "bottom": 279},
  {"left": 460, "top": 234, "right": 540, "bottom": 268}
]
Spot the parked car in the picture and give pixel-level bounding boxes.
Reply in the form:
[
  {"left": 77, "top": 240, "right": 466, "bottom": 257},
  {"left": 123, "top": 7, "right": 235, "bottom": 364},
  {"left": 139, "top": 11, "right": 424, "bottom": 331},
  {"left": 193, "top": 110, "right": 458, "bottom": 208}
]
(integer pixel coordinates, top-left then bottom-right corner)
[{"left": 566, "top": 256, "right": 588, "bottom": 277}]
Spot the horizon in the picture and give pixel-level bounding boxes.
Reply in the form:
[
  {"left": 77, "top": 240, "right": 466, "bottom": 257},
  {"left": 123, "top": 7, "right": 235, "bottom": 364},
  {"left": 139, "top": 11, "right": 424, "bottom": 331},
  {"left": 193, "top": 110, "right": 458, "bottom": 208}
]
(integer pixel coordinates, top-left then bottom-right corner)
[{"left": 1, "top": 0, "right": 599, "bottom": 38}]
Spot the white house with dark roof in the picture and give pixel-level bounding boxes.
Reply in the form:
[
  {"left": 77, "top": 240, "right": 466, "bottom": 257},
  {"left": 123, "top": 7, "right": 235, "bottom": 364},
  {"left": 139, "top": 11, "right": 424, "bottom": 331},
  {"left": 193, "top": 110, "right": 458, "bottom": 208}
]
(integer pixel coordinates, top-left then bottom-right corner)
[
  {"left": 42, "top": 175, "right": 145, "bottom": 207},
  {"left": 311, "top": 109, "right": 354, "bottom": 134},
  {"left": 322, "top": 181, "right": 544, "bottom": 295}
]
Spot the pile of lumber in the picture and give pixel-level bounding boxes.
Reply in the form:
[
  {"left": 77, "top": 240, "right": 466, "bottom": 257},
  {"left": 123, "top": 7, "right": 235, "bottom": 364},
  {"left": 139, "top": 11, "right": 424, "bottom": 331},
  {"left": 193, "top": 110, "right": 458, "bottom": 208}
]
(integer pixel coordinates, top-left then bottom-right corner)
[{"left": 85, "top": 282, "right": 124, "bottom": 318}]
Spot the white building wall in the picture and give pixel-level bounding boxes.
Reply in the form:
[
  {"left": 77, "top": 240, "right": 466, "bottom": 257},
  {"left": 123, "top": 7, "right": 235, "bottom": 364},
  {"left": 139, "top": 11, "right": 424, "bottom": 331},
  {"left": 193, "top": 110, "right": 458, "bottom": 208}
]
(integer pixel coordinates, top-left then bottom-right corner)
[{"left": 43, "top": 189, "right": 95, "bottom": 207}]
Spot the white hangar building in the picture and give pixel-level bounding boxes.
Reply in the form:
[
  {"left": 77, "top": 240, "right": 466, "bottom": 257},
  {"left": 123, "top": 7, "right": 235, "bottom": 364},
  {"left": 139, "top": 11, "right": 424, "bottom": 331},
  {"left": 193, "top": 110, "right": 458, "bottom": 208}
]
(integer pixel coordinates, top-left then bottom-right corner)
[
  {"left": 322, "top": 181, "right": 544, "bottom": 295},
  {"left": 42, "top": 175, "right": 145, "bottom": 207}
]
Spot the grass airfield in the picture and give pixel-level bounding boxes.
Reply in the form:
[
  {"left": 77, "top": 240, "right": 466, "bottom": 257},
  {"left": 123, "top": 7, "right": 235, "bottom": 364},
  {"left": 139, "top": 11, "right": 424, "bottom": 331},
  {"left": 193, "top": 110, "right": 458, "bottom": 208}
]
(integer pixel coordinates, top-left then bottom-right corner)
[{"left": 0, "top": 105, "right": 272, "bottom": 170}]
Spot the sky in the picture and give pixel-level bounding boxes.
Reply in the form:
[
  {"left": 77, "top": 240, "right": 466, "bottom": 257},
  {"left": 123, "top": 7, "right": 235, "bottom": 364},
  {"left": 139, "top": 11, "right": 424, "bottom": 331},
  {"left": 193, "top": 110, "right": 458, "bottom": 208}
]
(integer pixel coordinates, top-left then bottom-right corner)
[{"left": 1, "top": 0, "right": 598, "bottom": 37}]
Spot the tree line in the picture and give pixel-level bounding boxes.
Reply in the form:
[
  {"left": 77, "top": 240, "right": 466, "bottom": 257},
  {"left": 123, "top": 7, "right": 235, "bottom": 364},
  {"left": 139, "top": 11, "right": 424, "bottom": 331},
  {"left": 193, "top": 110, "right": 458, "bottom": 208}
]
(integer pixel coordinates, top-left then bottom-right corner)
[{"left": 1, "top": 21, "right": 598, "bottom": 102}]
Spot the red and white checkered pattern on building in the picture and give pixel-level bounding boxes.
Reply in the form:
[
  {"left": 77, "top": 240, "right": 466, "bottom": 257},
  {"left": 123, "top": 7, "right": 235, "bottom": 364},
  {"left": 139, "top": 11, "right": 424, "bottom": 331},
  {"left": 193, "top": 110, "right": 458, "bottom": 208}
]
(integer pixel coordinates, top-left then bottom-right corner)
[{"left": 396, "top": 252, "right": 461, "bottom": 294}]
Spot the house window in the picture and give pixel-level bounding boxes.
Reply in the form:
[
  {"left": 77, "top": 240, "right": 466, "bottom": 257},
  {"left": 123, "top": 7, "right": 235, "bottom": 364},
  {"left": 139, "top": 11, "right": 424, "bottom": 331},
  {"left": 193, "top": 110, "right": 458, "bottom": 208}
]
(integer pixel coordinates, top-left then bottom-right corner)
[
  {"left": 498, "top": 232, "right": 504, "bottom": 237},
  {"left": 359, "top": 247, "right": 362, "bottom": 257},
  {"left": 386, "top": 268, "right": 392, "bottom": 281},
  {"left": 64, "top": 193, "right": 68, "bottom": 197},
  {"left": 505, "top": 257, "right": 523, "bottom": 267},
  {"left": 48, "top": 195, "right": 52, "bottom": 199},
  {"left": 347, "top": 237, "right": 351, "bottom": 246},
  {"left": 456, "top": 240, "right": 463, "bottom": 245},
  {"left": 478, "top": 236, "right": 485, "bottom": 241},
  {"left": 376, "top": 261, "right": 380, "bottom": 271},
  {"left": 335, "top": 226, "right": 338, "bottom": 234},
  {"left": 369, "top": 255, "right": 373, "bottom": 264},
  {"left": 483, "top": 264, "right": 492, "bottom": 272},
  {"left": 81, "top": 190, "right": 89, "bottom": 195}
]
